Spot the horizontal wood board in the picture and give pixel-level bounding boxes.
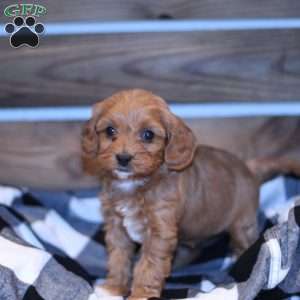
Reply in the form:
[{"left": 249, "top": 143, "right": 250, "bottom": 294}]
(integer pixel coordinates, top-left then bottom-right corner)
[
  {"left": 0, "top": 117, "right": 300, "bottom": 189},
  {"left": 1, "top": 29, "right": 300, "bottom": 107}
]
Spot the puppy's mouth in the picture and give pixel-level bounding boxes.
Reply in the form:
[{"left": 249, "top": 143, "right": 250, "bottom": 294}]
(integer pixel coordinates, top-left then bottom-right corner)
[{"left": 113, "top": 168, "right": 134, "bottom": 180}]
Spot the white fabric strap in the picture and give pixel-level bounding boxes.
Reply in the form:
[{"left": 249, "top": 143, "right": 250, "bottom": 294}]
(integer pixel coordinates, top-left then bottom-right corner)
[
  {"left": 31, "top": 210, "right": 90, "bottom": 258},
  {"left": 0, "top": 236, "right": 51, "bottom": 284},
  {"left": 266, "top": 238, "right": 290, "bottom": 289}
]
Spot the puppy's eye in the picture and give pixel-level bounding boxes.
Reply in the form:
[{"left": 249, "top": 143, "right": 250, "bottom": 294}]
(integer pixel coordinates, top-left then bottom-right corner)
[
  {"left": 141, "top": 129, "right": 154, "bottom": 142},
  {"left": 105, "top": 126, "right": 117, "bottom": 138}
]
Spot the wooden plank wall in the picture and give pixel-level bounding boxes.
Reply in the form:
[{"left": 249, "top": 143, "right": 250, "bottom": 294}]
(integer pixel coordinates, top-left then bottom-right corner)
[
  {"left": 1, "top": 30, "right": 300, "bottom": 107},
  {"left": 0, "top": 1, "right": 300, "bottom": 189},
  {"left": 1, "top": 1, "right": 300, "bottom": 21},
  {"left": 0, "top": 117, "right": 300, "bottom": 189}
]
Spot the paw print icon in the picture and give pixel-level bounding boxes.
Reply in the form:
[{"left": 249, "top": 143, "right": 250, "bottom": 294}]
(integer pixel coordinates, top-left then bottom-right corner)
[{"left": 5, "top": 16, "right": 44, "bottom": 48}]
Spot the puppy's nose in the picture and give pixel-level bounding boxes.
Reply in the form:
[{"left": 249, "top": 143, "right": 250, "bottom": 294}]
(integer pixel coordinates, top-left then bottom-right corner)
[{"left": 116, "top": 153, "right": 133, "bottom": 167}]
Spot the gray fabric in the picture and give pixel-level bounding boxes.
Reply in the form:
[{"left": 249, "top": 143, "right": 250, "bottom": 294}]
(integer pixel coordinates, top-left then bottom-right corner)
[
  {"left": 238, "top": 203, "right": 300, "bottom": 299},
  {"left": 0, "top": 265, "right": 29, "bottom": 300},
  {"left": 192, "top": 200, "right": 300, "bottom": 300},
  {"left": 0, "top": 176, "right": 299, "bottom": 300},
  {"left": 34, "top": 259, "right": 93, "bottom": 300}
]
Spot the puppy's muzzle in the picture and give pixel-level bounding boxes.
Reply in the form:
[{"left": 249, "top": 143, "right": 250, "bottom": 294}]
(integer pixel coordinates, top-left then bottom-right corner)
[{"left": 116, "top": 153, "right": 133, "bottom": 168}]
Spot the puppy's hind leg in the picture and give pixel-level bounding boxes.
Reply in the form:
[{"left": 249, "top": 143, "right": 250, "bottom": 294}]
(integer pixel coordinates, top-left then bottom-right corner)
[
  {"left": 172, "top": 244, "right": 202, "bottom": 270},
  {"left": 229, "top": 178, "right": 260, "bottom": 256},
  {"left": 229, "top": 213, "right": 259, "bottom": 256}
]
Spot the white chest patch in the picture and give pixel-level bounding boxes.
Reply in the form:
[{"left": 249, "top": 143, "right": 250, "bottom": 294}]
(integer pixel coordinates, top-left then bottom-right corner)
[
  {"left": 113, "top": 179, "right": 145, "bottom": 192},
  {"left": 116, "top": 203, "right": 146, "bottom": 243}
]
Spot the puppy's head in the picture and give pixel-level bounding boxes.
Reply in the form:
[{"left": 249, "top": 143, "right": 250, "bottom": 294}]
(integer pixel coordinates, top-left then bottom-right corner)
[{"left": 82, "top": 89, "right": 197, "bottom": 180}]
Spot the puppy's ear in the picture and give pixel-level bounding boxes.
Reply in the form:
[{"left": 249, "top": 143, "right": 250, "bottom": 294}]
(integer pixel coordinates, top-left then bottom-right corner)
[
  {"left": 81, "top": 102, "right": 104, "bottom": 174},
  {"left": 163, "top": 111, "right": 197, "bottom": 171}
]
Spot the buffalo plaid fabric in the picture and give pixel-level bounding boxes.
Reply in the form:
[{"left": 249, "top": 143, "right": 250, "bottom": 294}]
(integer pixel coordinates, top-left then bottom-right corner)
[{"left": 0, "top": 176, "right": 299, "bottom": 300}]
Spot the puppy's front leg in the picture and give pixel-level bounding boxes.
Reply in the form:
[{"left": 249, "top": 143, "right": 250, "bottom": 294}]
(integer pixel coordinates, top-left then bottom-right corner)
[
  {"left": 130, "top": 207, "right": 178, "bottom": 299},
  {"left": 97, "top": 215, "right": 135, "bottom": 297}
]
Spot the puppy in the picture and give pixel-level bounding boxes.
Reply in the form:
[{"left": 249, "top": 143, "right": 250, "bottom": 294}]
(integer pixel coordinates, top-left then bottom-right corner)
[{"left": 81, "top": 89, "right": 272, "bottom": 299}]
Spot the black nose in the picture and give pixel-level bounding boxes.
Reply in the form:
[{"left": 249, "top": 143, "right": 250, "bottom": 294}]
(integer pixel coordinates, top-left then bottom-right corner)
[{"left": 116, "top": 153, "right": 133, "bottom": 167}]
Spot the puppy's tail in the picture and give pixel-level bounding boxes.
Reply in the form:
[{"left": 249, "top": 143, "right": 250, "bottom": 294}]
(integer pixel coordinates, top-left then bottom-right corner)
[{"left": 246, "top": 157, "right": 300, "bottom": 184}]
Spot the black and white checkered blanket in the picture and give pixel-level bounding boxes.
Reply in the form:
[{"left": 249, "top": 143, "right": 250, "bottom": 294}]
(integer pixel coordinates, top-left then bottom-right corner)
[{"left": 0, "top": 176, "right": 300, "bottom": 300}]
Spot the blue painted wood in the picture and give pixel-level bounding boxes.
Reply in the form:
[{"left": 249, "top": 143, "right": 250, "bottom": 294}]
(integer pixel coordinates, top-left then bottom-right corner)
[
  {"left": 1, "top": 19, "right": 300, "bottom": 37},
  {"left": 1, "top": 102, "right": 300, "bottom": 122}
]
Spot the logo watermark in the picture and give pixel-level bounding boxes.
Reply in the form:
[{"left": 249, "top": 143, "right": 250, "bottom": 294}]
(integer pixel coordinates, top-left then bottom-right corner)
[{"left": 3, "top": 4, "right": 47, "bottom": 48}]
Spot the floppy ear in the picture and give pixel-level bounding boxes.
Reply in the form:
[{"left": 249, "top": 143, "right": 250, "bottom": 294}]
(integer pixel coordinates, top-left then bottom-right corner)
[
  {"left": 163, "top": 112, "right": 197, "bottom": 171},
  {"left": 81, "top": 102, "right": 104, "bottom": 174}
]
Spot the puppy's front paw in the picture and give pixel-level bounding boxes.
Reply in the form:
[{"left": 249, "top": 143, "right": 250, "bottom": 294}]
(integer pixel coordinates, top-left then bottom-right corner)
[
  {"left": 127, "top": 297, "right": 148, "bottom": 300},
  {"left": 94, "top": 285, "right": 124, "bottom": 300}
]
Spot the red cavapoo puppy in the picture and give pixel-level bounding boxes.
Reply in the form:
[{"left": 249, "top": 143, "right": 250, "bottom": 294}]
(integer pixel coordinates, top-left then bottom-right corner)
[{"left": 82, "top": 89, "right": 296, "bottom": 300}]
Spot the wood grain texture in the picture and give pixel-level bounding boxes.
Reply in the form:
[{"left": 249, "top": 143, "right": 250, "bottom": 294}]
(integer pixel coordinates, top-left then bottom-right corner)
[
  {"left": 1, "top": 29, "right": 300, "bottom": 107},
  {"left": 1, "top": 0, "right": 300, "bottom": 22},
  {"left": 0, "top": 117, "right": 300, "bottom": 189}
]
